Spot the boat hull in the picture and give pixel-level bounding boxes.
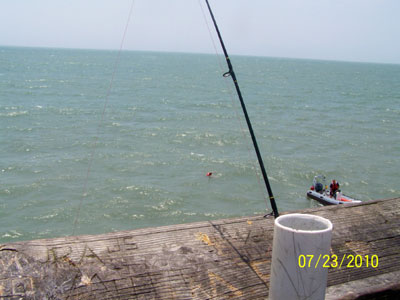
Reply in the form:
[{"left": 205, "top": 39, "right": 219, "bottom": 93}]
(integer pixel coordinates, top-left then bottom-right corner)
[{"left": 307, "top": 190, "right": 361, "bottom": 205}]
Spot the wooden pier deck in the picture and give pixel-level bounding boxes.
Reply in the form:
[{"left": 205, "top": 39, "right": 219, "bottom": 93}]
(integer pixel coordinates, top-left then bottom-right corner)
[{"left": 1, "top": 198, "right": 399, "bottom": 299}]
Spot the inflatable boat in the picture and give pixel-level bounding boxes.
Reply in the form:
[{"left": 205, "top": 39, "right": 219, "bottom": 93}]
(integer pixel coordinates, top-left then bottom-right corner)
[{"left": 307, "top": 175, "right": 361, "bottom": 206}]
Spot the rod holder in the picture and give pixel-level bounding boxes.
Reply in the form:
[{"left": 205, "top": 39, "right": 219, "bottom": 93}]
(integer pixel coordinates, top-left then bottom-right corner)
[{"left": 269, "top": 213, "right": 333, "bottom": 300}]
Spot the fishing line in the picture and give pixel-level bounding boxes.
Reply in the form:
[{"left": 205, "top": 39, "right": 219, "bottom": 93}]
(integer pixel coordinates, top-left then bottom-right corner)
[
  {"left": 204, "top": 0, "right": 279, "bottom": 218},
  {"left": 72, "top": 0, "right": 136, "bottom": 236},
  {"left": 197, "top": 0, "right": 271, "bottom": 213}
]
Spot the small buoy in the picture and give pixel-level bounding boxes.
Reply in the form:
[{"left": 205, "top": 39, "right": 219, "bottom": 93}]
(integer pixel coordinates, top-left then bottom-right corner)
[{"left": 206, "top": 172, "right": 212, "bottom": 177}]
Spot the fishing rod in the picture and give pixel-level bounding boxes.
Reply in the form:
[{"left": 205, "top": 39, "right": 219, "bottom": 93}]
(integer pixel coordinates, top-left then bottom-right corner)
[{"left": 205, "top": 0, "right": 279, "bottom": 218}]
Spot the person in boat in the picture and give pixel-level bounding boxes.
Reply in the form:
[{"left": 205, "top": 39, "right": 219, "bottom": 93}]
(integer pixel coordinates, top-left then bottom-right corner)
[{"left": 330, "top": 180, "right": 340, "bottom": 198}]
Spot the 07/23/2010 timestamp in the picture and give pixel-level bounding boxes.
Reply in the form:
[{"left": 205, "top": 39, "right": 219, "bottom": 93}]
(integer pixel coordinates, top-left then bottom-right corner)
[{"left": 298, "top": 254, "right": 378, "bottom": 269}]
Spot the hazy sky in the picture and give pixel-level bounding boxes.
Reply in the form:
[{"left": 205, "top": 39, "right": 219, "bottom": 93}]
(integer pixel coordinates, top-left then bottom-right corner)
[{"left": 1, "top": 0, "right": 399, "bottom": 64}]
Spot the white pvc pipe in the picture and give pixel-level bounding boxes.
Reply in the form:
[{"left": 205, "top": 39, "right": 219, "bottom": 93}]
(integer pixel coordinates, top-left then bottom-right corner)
[{"left": 269, "top": 213, "right": 333, "bottom": 300}]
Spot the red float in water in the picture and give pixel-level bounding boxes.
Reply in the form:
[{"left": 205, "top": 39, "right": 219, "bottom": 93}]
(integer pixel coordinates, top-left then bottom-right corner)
[{"left": 206, "top": 172, "right": 212, "bottom": 177}]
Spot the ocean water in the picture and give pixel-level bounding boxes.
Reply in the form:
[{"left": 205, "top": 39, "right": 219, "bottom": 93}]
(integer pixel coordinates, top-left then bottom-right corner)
[{"left": 1, "top": 46, "right": 399, "bottom": 242}]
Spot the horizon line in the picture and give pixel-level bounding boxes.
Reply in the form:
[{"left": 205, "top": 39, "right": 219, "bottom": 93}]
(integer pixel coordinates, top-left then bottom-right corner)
[{"left": 1, "top": 44, "right": 399, "bottom": 66}]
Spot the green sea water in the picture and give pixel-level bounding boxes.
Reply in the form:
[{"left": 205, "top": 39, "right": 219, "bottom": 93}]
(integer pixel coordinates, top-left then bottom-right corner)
[{"left": 1, "top": 46, "right": 399, "bottom": 242}]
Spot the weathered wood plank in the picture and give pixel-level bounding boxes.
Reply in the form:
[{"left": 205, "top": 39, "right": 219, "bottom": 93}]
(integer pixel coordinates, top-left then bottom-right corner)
[{"left": 0, "top": 198, "right": 399, "bottom": 299}]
